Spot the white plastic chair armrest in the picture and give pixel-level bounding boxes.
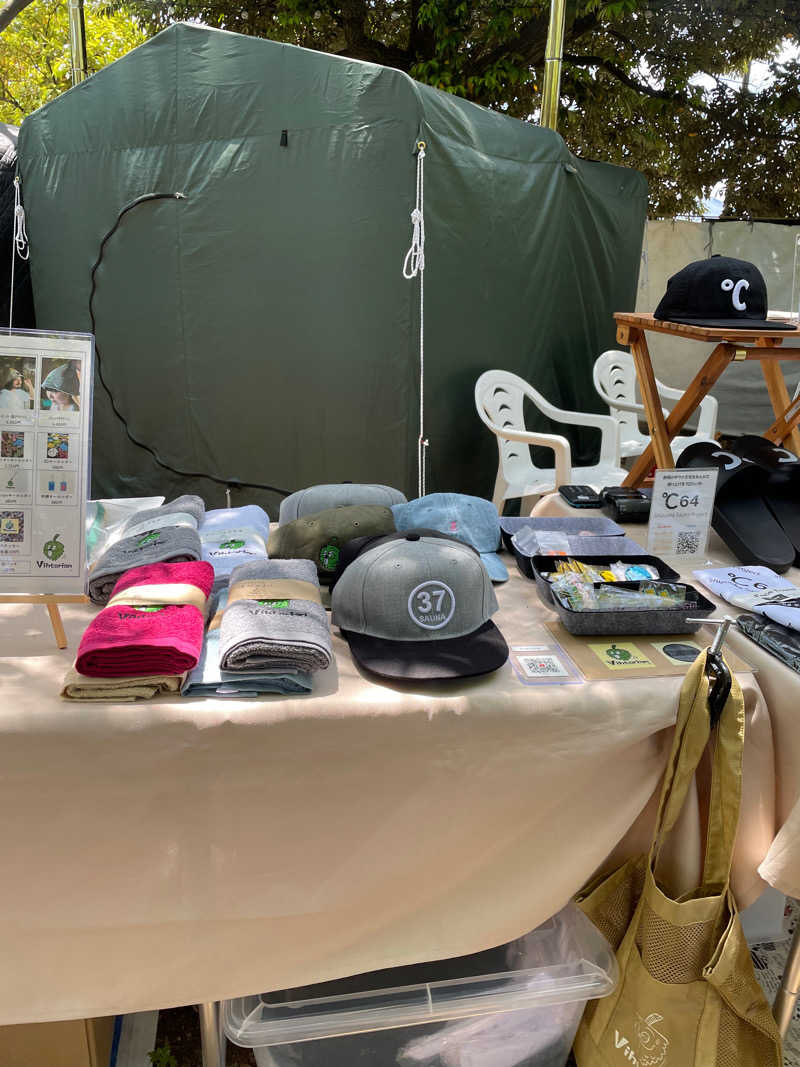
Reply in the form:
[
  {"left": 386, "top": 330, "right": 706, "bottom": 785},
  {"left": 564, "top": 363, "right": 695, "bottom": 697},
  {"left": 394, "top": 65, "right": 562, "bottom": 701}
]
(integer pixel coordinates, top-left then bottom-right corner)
[
  {"left": 601, "top": 393, "right": 647, "bottom": 416},
  {"left": 478, "top": 413, "right": 572, "bottom": 487},
  {"left": 655, "top": 380, "right": 684, "bottom": 403},
  {"left": 657, "top": 380, "right": 718, "bottom": 438},
  {"left": 525, "top": 404, "right": 621, "bottom": 469},
  {"left": 696, "top": 393, "right": 719, "bottom": 438}
]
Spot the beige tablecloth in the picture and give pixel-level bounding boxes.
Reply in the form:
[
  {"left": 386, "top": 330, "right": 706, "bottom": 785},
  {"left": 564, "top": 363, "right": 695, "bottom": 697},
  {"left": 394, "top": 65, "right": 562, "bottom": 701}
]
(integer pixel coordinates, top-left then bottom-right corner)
[{"left": 0, "top": 523, "right": 783, "bottom": 1024}]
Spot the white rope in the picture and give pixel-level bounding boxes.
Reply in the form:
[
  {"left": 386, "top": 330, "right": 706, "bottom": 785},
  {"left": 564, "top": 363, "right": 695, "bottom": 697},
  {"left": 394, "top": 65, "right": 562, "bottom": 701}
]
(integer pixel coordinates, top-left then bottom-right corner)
[
  {"left": 403, "top": 140, "right": 428, "bottom": 497},
  {"left": 8, "top": 176, "right": 29, "bottom": 329}
]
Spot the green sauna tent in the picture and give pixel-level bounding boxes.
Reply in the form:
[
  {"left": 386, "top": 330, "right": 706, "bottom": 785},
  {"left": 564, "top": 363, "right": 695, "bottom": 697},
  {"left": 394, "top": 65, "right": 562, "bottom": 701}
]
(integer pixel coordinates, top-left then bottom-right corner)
[{"left": 17, "top": 23, "right": 647, "bottom": 506}]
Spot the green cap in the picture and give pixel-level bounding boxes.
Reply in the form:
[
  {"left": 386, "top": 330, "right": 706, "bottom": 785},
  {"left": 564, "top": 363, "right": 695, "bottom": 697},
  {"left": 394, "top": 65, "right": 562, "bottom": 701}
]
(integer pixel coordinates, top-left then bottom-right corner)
[{"left": 267, "top": 505, "right": 396, "bottom": 582}]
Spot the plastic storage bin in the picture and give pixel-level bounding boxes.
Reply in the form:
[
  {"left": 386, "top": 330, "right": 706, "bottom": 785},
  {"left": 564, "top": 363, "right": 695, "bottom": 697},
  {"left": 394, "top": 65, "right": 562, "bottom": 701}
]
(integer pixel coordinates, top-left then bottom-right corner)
[
  {"left": 498, "top": 516, "right": 624, "bottom": 554},
  {"left": 528, "top": 554, "right": 714, "bottom": 636},
  {"left": 224, "top": 903, "right": 617, "bottom": 1067}
]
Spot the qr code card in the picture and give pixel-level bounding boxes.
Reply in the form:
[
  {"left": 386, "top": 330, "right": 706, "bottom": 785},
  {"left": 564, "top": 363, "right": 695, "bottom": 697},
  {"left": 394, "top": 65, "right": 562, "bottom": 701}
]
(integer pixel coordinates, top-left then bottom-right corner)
[{"left": 510, "top": 644, "right": 583, "bottom": 686}]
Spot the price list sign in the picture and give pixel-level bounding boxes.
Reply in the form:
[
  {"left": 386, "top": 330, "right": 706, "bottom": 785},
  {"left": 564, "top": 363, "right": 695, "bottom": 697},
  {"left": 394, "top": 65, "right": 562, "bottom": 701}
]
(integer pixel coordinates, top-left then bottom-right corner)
[
  {"left": 0, "top": 329, "right": 93, "bottom": 593},
  {"left": 647, "top": 467, "right": 718, "bottom": 560}
]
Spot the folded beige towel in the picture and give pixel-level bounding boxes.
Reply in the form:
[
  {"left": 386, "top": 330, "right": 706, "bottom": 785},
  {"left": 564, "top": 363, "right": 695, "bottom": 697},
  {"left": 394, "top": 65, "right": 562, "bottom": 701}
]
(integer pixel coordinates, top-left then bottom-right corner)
[{"left": 61, "top": 665, "right": 185, "bottom": 702}]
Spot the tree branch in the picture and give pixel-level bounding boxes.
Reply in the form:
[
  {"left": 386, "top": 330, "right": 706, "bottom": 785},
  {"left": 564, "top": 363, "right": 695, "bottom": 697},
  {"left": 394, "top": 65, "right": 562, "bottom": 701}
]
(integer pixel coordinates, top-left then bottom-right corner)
[
  {"left": 563, "top": 52, "right": 685, "bottom": 101},
  {"left": 467, "top": 8, "right": 599, "bottom": 82},
  {"left": 0, "top": 0, "right": 36, "bottom": 34},
  {"left": 331, "top": 0, "right": 411, "bottom": 67}
]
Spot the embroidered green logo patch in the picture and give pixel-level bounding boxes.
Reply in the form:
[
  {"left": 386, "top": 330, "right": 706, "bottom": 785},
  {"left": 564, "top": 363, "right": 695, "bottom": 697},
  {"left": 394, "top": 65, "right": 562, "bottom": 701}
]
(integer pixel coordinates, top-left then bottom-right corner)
[
  {"left": 256, "top": 599, "right": 289, "bottom": 608},
  {"left": 319, "top": 544, "right": 340, "bottom": 570},
  {"left": 133, "top": 605, "right": 166, "bottom": 612},
  {"left": 138, "top": 531, "right": 161, "bottom": 547},
  {"left": 219, "top": 538, "right": 245, "bottom": 550}
]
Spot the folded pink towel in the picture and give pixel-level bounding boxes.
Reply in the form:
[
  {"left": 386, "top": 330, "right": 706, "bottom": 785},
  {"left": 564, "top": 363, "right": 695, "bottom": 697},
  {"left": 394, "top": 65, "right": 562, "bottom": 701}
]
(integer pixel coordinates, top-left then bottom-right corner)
[{"left": 76, "top": 603, "right": 205, "bottom": 677}]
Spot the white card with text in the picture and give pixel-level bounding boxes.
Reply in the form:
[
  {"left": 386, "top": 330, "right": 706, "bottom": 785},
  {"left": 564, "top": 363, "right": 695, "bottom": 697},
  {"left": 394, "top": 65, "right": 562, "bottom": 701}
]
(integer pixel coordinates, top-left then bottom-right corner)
[{"left": 647, "top": 467, "right": 718, "bottom": 560}]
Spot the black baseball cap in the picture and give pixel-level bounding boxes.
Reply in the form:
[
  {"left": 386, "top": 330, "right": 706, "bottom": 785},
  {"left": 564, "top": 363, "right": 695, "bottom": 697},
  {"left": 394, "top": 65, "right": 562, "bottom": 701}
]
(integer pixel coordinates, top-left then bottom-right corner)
[
  {"left": 330, "top": 534, "right": 508, "bottom": 681},
  {"left": 654, "top": 255, "right": 796, "bottom": 331}
]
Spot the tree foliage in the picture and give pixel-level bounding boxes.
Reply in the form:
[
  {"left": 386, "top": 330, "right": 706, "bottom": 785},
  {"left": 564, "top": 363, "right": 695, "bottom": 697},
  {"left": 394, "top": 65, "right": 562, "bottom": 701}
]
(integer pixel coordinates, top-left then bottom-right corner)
[
  {"left": 0, "top": 0, "right": 144, "bottom": 124},
  {"left": 3, "top": 0, "right": 798, "bottom": 216}
]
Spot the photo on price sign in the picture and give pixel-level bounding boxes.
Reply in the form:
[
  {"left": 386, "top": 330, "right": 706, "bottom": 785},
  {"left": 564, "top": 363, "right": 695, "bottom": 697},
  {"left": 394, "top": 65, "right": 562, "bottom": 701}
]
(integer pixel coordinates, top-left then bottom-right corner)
[
  {"left": 0, "top": 356, "right": 36, "bottom": 416},
  {"left": 39, "top": 358, "right": 81, "bottom": 415},
  {"left": 47, "top": 432, "right": 69, "bottom": 460},
  {"left": 1, "top": 431, "right": 25, "bottom": 458}
]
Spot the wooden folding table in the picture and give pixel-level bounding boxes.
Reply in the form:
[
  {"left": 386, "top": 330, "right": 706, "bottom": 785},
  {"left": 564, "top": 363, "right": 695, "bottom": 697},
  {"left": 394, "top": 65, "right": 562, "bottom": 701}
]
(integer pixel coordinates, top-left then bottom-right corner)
[{"left": 614, "top": 313, "right": 800, "bottom": 487}]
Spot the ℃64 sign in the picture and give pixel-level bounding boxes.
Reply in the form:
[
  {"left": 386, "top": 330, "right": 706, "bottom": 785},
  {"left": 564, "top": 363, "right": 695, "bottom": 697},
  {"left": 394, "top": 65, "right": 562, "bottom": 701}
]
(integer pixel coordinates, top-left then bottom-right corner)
[{"left": 0, "top": 329, "right": 93, "bottom": 594}]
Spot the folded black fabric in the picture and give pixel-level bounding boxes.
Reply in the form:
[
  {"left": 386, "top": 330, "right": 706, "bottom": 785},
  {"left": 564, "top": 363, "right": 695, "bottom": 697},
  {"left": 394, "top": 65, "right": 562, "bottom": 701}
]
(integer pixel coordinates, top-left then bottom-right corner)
[{"left": 736, "top": 613, "right": 800, "bottom": 674}]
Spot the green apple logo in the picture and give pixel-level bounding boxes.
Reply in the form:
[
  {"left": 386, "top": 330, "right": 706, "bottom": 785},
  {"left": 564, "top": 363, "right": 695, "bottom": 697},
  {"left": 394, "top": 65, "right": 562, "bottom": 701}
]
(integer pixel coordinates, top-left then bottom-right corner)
[
  {"left": 43, "top": 533, "right": 65, "bottom": 561},
  {"left": 606, "top": 644, "right": 631, "bottom": 662}
]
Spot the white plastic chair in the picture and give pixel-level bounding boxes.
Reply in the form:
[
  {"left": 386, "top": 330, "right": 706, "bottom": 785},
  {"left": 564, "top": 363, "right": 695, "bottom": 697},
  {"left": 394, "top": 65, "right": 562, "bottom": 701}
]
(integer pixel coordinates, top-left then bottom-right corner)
[
  {"left": 593, "top": 350, "right": 718, "bottom": 461},
  {"left": 475, "top": 370, "right": 626, "bottom": 515}
]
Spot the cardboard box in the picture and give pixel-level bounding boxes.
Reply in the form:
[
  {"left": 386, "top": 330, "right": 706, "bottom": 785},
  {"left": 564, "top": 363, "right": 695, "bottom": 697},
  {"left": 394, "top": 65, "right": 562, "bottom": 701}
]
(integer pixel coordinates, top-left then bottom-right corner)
[{"left": 0, "top": 1016, "right": 115, "bottom": 1067}]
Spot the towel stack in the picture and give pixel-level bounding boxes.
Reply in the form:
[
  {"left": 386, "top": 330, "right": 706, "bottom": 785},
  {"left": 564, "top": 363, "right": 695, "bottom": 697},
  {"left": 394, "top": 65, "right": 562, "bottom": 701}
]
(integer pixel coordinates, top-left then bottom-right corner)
[
  {"left": 183, "top": 559, "right": 331, "bottom": 695},
  {"left": 63, "top": 561, "right": 214, "bottom": 700},
  {"left": 181, "top": 586, "right": 313, "bottom": 696},
  {"left": 220, "top": 559, "right": 333, "bottom": 672},
  {"left": 199, "top": 505, "right": 270, "bottom": 586},
  {"left": 88, "top": 495, "right": 206, "bottom": 605}
]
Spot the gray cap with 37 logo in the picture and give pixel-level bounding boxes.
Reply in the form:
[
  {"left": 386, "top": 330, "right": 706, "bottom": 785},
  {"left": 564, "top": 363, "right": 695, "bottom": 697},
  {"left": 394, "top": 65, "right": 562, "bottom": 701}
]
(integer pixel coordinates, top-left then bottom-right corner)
[{"left": 331, "top": 534, "right": 508, "bottom": 680}]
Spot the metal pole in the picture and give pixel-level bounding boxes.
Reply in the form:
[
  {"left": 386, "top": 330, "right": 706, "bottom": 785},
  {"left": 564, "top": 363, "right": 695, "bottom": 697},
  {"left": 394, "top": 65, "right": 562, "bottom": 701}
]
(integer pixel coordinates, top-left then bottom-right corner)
[
  {"left": 198, "top": 1002, "right": 225, "bottom": 1067},
  {"left": 774, "top": 923, "right": 800, "bottom": 1039},
  {"left": 67, "top": 0, "right": 88, "bottom": 86},
  {"left": 540, "top": 0, "right": 567, "bottom": 131}
]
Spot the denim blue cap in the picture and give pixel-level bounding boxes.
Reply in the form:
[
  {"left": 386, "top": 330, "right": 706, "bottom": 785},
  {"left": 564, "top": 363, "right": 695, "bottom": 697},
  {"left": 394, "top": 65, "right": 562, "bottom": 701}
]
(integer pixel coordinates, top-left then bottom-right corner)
[{"left": 392, "top": 493, "right": 508, "bottom": 582}]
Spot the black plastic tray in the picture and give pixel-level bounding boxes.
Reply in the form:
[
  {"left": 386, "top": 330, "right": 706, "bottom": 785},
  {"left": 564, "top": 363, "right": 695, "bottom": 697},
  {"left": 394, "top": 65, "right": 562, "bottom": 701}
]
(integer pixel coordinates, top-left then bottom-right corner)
[{"left": 530, "top": 554, "right": 712, "bottom": 635}]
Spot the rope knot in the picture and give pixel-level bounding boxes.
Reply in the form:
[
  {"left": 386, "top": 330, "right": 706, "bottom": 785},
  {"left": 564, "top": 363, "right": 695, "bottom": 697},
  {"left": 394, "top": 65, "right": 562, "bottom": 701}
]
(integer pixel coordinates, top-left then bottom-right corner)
[{"left": 12, "top": 180, "right": 29, "bottom": 261}]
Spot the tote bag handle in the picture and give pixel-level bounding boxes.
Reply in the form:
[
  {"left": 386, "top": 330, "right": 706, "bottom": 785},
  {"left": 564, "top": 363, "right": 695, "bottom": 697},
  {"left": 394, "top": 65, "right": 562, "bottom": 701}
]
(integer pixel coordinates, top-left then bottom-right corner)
[{"left": 649, "top": 651, "right": 744, "bottom": 889}]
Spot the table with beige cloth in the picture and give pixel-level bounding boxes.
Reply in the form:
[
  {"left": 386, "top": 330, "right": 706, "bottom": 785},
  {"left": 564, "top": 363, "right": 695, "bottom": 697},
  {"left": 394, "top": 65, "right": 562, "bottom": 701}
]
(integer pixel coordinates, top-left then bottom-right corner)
[
  {"left": 0, "top": 512, "right": 793, "bottom": 1025},
  {"left": 532, "top": 491, "right": 800, "bottom": 897}
]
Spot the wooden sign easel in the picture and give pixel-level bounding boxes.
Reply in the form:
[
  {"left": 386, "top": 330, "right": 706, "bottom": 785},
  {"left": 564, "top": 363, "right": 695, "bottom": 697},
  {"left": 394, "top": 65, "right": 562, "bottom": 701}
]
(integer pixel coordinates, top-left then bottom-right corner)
[{"left": 0, "top": 593, "right": 89, "bottom": 649}]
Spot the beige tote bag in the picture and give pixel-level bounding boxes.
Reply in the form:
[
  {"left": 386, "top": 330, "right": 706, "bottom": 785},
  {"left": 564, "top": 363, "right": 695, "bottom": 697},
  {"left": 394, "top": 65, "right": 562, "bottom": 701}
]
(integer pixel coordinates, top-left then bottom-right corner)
[{"left": 573, "top": 652, "right": 781, "bottom": 1067}]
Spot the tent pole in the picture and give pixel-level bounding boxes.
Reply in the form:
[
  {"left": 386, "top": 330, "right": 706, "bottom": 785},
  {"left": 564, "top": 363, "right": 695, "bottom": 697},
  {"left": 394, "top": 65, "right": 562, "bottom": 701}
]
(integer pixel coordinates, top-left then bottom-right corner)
[
  {"left": 68, "top": 0, "right": 88, "bottom": 85},
  {"left": 540, "top": 0, "right": 567, "bottom": 131}
]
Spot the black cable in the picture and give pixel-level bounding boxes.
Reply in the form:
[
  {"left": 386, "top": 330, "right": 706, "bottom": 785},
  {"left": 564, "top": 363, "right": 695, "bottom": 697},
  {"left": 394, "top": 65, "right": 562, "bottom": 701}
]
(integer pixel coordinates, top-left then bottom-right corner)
[{"left": 88, "top": 191, "right": 291, "bottom": 497}]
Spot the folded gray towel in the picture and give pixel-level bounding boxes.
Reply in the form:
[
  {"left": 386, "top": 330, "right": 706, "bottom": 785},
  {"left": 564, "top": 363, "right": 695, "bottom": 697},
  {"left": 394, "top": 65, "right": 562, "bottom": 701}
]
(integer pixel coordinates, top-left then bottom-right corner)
[
  {"left": 121, "top": 494, "right": 206, "bottom": 537},
  {"left": 88, "top": 525, "right": 203, "bottom": 605},
  {"left": 228, "top": 559, "right": 317, "bottom": 587},
  {"left": 219, "top": 558, "right": 332, "bottom": 672},
  {"left": 182, "top": 587, "right": 313, "bottom": 696}
]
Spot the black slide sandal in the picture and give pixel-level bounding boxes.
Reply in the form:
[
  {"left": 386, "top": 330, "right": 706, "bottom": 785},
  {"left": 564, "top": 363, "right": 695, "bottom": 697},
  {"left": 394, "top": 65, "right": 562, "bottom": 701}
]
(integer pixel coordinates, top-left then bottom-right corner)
[
  {"left": 731, "top": 435, "right": 800, "bottom": 565},
  {"left": 676, "top": 441, "right": 795, "bottom": 572}
]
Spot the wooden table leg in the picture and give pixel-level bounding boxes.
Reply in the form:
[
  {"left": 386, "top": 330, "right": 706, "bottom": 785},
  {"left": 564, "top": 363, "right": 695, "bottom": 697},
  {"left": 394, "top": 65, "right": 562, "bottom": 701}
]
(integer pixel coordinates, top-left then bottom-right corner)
[
  {"left": 624, "top": 342, "right": 734, "bottom": 487},
  {"left": 46, "top": 602, "right": 68, "bottom": 649},
  {"left": 761, "top": 360, "right": 800, "bottom": 455},
  {"left": 629, "top": 330, "right": 674, "bottom": 472}
]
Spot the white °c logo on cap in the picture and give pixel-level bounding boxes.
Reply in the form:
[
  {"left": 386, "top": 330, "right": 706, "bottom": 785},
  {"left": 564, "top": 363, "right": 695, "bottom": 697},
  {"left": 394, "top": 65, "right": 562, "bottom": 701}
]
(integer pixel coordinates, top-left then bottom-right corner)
[
  {"left": 408, "top": 580, "right": 456, "bottom": 630},
  {"left": 721, "top": 277, "right": 749, "bottom": 311}
]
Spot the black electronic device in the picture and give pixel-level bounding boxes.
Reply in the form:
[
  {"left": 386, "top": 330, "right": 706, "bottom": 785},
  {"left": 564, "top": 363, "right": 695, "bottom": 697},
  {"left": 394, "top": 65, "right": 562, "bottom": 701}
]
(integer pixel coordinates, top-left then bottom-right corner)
[
  {"left": 558, "top": 485, "right": 603, "bottom": 509},
  {"left": 600, "top": 486, "right": 651, "bottom": 523}
]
